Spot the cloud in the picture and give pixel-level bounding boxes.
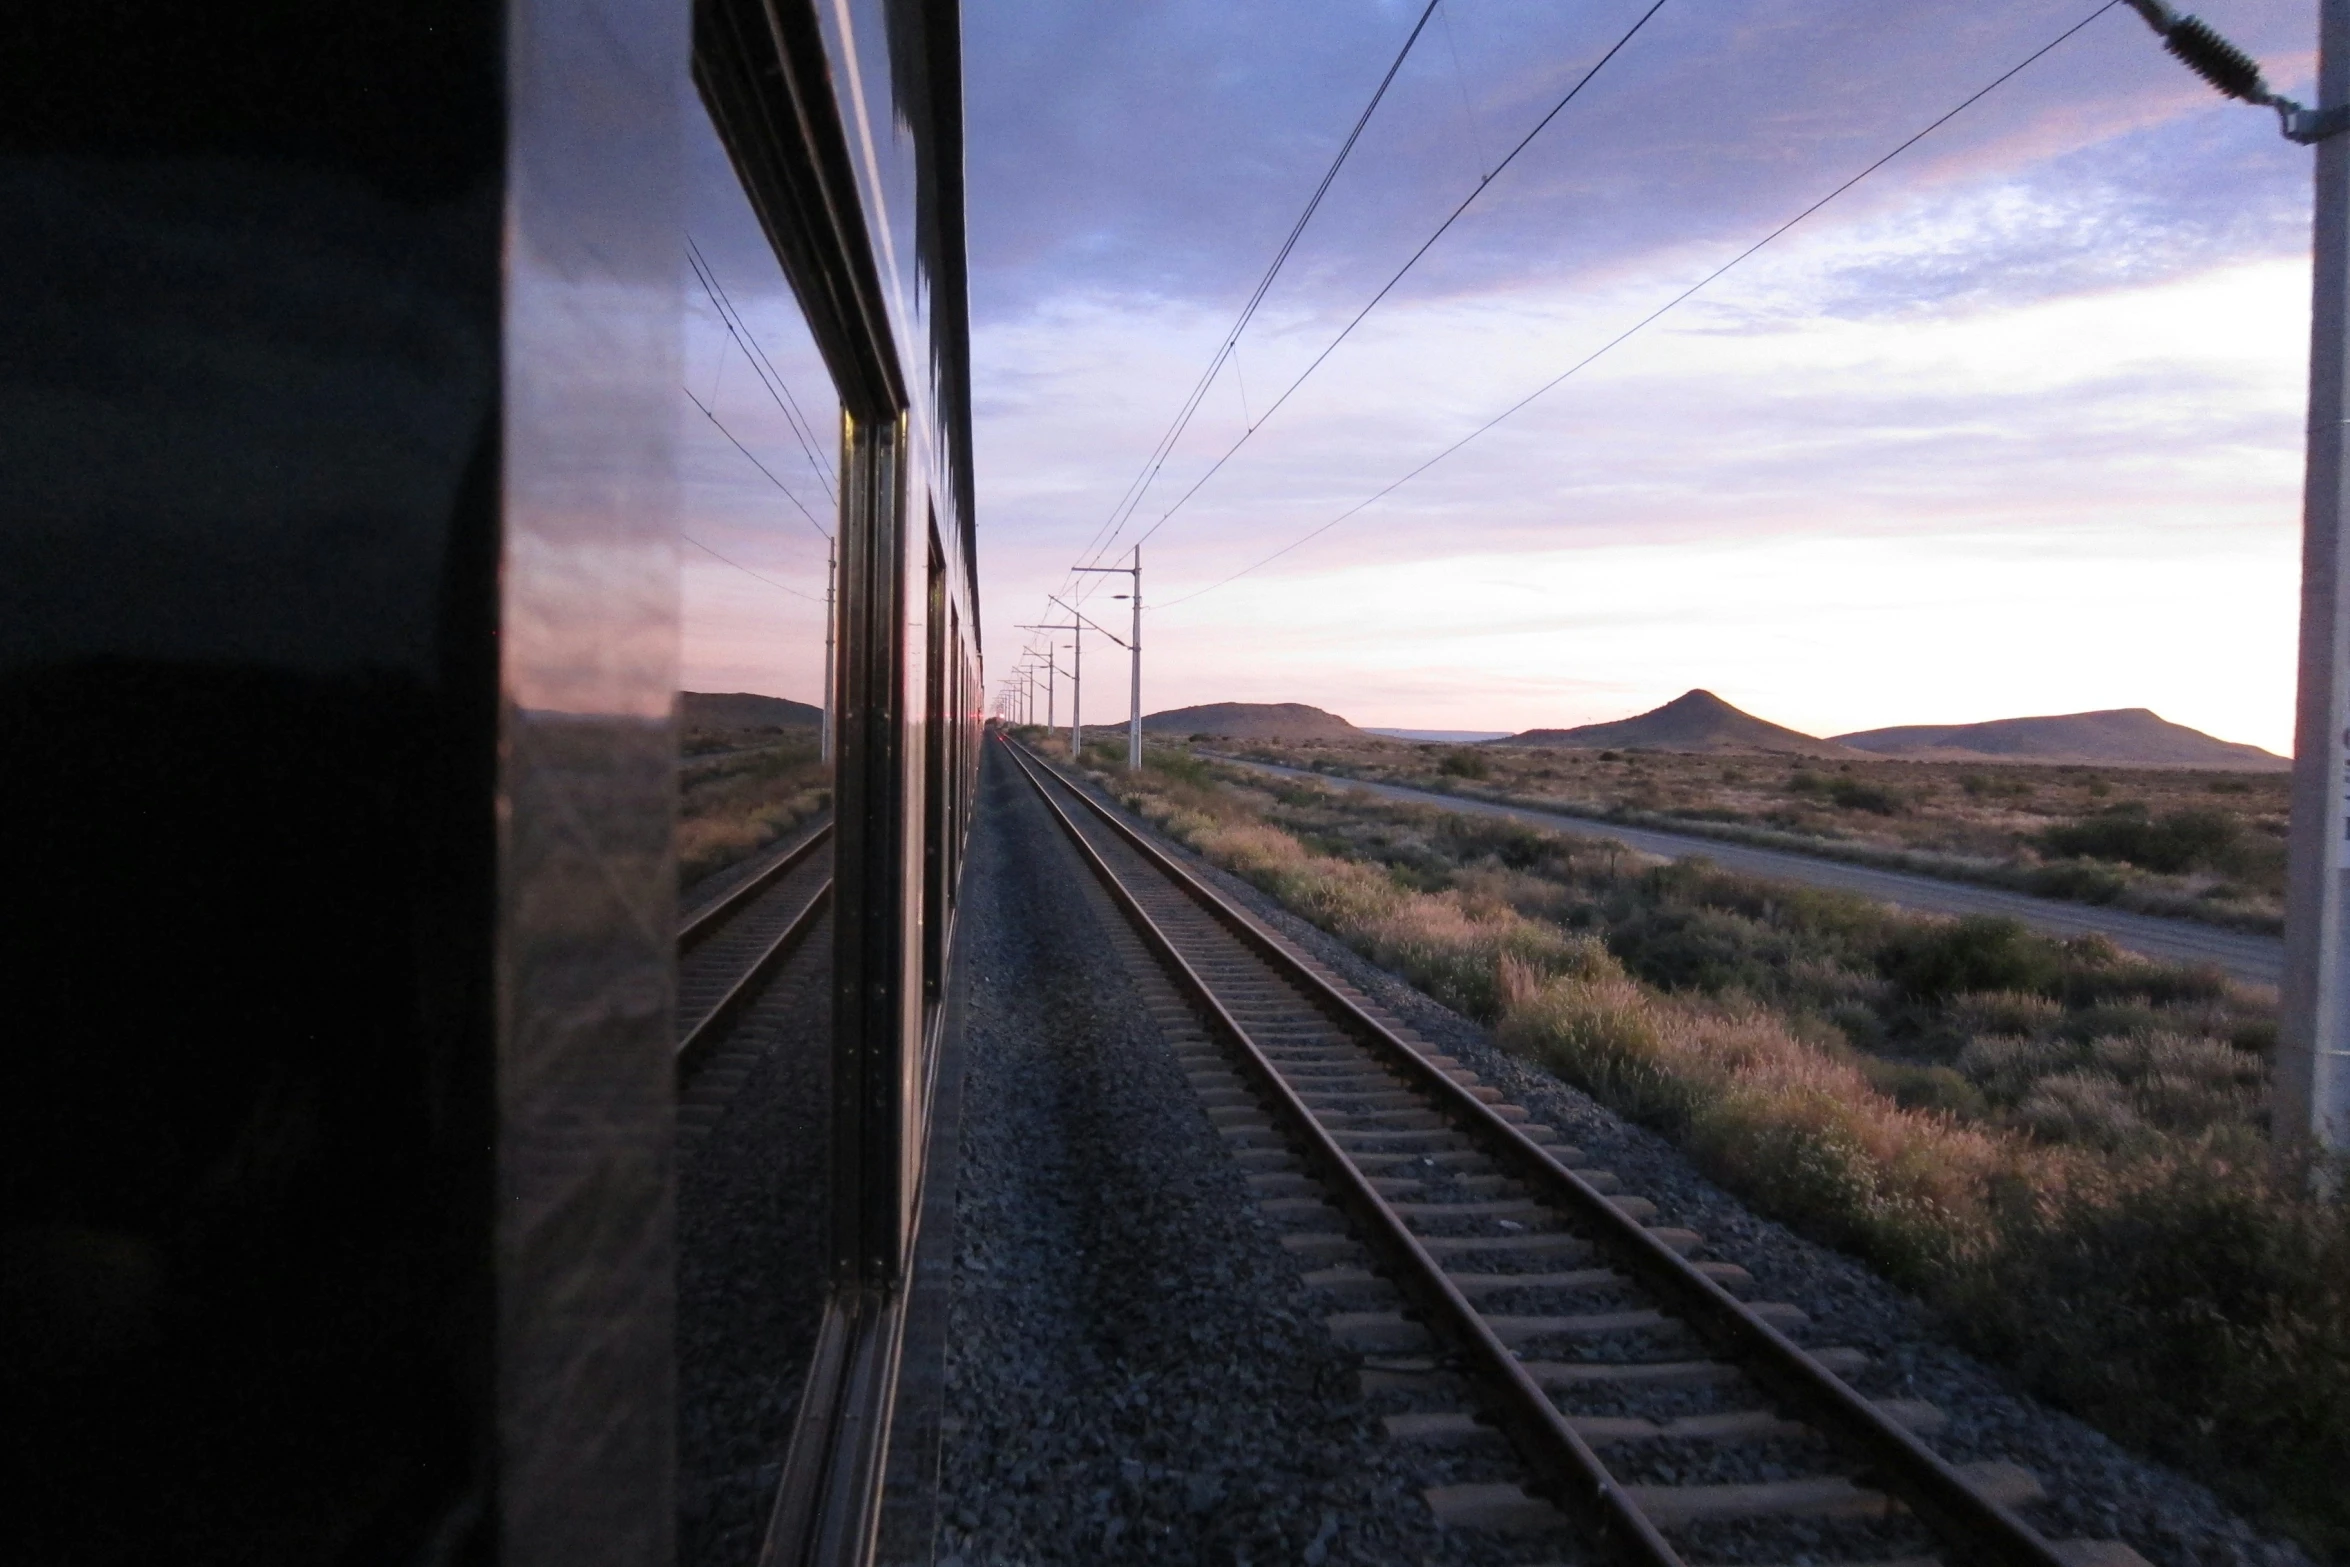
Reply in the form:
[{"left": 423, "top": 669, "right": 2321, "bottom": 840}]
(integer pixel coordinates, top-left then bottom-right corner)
[
  {"left": 963, "top": 0, "right": 2317, "bottom": 744},
  {"left": 963, "top": 0, "right": 2311, "bottom": 314}
]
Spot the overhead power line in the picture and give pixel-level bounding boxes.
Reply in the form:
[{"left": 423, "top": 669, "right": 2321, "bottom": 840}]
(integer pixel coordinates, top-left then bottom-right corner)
[
  {"left": 684, "top": 534, "right": 825, "bottom": 603},
  {"left": 687, "top": 235, "right": 838, "bottom": 504},
  {"left": 683, "top": 384, "right": 833, "bottom": 541},
  {"left": 1116, "top": 0, "right": 1673, "bottom": 560},
  {"left": 1064, "top": 0, "right": 1449, "bottom": 592},
  {"left": 1159, "top": 0, "right": 2126, "bottom": 610}
]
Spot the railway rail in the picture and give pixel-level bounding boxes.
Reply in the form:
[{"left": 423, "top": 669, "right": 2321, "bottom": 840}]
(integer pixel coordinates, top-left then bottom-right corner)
[
  {"left": 1003, "top": 738, "right": 2146, "bottom": 1567},
  {"left": 676, "top": 819, "right": 835, "bottom": 1085}
]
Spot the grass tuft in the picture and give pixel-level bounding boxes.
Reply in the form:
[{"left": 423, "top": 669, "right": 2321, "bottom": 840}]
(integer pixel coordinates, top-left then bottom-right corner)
[{"left": 677, "top": 732, "right": 826, "bottom": 887}]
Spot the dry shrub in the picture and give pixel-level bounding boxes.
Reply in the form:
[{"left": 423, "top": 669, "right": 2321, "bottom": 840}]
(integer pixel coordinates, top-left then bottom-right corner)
[
  {"left": 1353, "top": 898, "right": 1603, "bottom": 1020},
  {"left": 1951, "top": 1148, "right": 2350, "bottom": 1552},
  {"left": 677, "top": 735, "right": 826, "bottom": 886},
  {"left": 1788, "top": 955, "right": 1887, "bottom": 1009},
  {"left": 1500, "top": 965, "right": 2001, "bottom": 1283},
  {"left": 2014, "top": 1072, "right": 2144, "bottom": 1150},
  {"left": 678, "top": 813, "right": 769, "bottom": 882},
  {"left": 1945, "top": 990, "right": 2063, "bottom": 1039},
  {"left": 678, "top": 787, "right": 827, "bottom": 887},
  {"left": 1506, "top": 956, "right": 2348, "bottom": 1541},
  {"left": 1958, "top": 1034, "right": 2072, "bottom": 1104},
  {"left": 1497, "top": 967, "right": 1690, "bottom": 1122},
  {"left": 1959, "top": 1030, "right": 2266, "bottom": 1148},
  {"left": 1115, "top": 763, "right": 1605, "bottom": 1021}
]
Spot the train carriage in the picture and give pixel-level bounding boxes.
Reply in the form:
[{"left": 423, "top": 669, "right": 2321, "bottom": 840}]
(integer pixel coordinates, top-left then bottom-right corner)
[{"left": 6, "top": 2, "right": 977, "bottom": 1564}]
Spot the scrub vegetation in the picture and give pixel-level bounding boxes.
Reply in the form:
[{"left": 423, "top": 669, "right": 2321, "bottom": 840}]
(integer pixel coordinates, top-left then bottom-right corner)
[
  {"left": 1224, "top": 736, "right": 2291, "bottom": 934},
  {"left": 678, "top": 728, "right": 828, "bottom": 889},
  {"left": 1073, "top": 742, "right": 2348, "bottom": 1551}
]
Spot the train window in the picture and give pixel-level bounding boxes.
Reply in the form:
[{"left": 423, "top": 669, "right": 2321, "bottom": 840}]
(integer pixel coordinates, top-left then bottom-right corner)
[{"left": 674, "top": 74, "right": 844, "bottom": 1567}]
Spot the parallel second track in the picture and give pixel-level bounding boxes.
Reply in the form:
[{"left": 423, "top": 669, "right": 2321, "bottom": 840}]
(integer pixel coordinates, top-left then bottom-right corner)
[{"left": 676, "top": 820, "right": 834, "bottom": 1092}]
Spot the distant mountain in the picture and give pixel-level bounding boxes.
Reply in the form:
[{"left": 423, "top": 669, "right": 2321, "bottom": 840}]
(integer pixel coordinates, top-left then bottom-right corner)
[
  {"left": 1140, "top": 701, "right": 1364, "bottom": 740},
  {"left": 1833, "top": 708, "right": 2287, "bottom": 770},
  {"left": 680, "top": 690, "right": 822, "bottom": 730},
  {"left": 1503, "top": 690, "right": 1857, "bottom": 758}
]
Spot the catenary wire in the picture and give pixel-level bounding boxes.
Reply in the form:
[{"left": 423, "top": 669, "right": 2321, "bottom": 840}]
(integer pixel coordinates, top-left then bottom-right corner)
[
  {"left": 691, "top": 237, "right": 836, "bottom": 494},
  {"left": 1157, "top": 0, "right": 2124, "bottom": 610},
  {"left": 683, "top": 384, "right": 834, "bottom": 541},
  {"left": 687, "top": 237, "right": 838, "bottom": 504},
  {"left": 684, "top": 534, "right": 826, "bottom": 604},
  {"left": 692, "top": 245, "right": 839, "bottom": 505},
  {"left": 1117, "top": 0, "right": 1672, "bottom": 559},
  {"left": 1063, "top": 0, "right": 1449, "bottom": 592},
  {"left": 688, "top": 236, "right": 835, "bottom": 501}
]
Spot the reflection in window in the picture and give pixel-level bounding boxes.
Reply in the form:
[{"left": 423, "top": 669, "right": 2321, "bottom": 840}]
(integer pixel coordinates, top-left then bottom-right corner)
[{"left": 674, "top": 90, "right": 842, "bottom": 1567}]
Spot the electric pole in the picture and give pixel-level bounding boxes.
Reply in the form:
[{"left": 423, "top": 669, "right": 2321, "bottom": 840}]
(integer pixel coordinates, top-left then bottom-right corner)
[
  {"left": 1052, "top": 594, "right": 1139, "bottom": 770},
  {"left": 1074, "top": 548, "right": 1143, "bottom": 769},
  {"left": 1017, "top": 616, "right": 1081, "bottom": 749},
  {"left": 1050, "top": 596, "right": 1086, "bottom": 759},
  {"left": 2283, "top": 0, "right": 2350, "bottom": 1149},
  {"left": 1130, "top": 547, "right": 1142, "bottom": 769},
  {"left": 2124, "top": 1, "right": 2350, "bottom": 1147}
]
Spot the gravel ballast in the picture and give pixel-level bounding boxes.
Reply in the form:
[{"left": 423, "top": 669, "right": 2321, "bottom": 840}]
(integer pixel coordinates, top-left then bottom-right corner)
[
  {"left": 1036, "top": 757, "right": 2312, "bottom": 1567},
  {"left": 938, "top": 743, "right": 1557, "bottom": 1566},
  {"left": 677, "top": 913, "right": 834, "bottom": 1567}
]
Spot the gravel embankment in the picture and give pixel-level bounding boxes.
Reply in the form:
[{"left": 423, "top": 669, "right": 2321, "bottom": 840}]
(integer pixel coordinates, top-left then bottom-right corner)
[
  {"left": 938, "top": 744, "right": 1556, "bottom": 1566},
  {"left": 1049, "top": 761, "right": 2311, "bottom": 1567}
]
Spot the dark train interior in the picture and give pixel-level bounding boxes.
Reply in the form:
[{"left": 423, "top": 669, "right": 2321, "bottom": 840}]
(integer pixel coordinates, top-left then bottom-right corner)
[{"left": 9, "top": 1, "right": 975, "bottom": 1563}]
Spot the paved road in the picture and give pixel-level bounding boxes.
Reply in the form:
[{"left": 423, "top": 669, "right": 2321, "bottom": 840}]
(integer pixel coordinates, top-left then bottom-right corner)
[{"left": 1224, "top": 758, "right": 2284, "bottom": 989}]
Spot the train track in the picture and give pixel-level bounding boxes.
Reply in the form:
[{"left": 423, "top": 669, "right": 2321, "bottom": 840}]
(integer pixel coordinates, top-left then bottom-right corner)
[
  {"left": 676, "top": 819, "right": 834, "bottom": 1110},
  {"left": 1003, "top": 739, "right": 2145, "bottom": 1567}
]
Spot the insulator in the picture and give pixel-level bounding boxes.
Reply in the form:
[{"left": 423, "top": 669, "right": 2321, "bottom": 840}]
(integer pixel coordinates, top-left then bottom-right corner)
[{"left": 2164, "top": 14, "right": 2271, "bottom": 104}]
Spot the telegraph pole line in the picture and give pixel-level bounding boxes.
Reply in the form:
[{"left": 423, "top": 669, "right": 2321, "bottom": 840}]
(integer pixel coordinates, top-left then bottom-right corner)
[
  {"left": 1050, "top": 596, "right": 1089, "bottom": 759},
  {"left": 1017, "top": 617, "right": 1081, "bottom": 744},
  {"left": 2124, "top": 0, "right": 2350, "bottom": 1147},
  {"left": 1074, "top": 547, "right": 1143, "bottom": 769},
  {"left": 1014, "top": 645, "right": 1047, "bottom": 727},
  {"left": 1055, "top": 593, "right": 1139, "bottom": 768},
  {"left": 1131, "top": 547, "right": 1143, "bottom": 768}
]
